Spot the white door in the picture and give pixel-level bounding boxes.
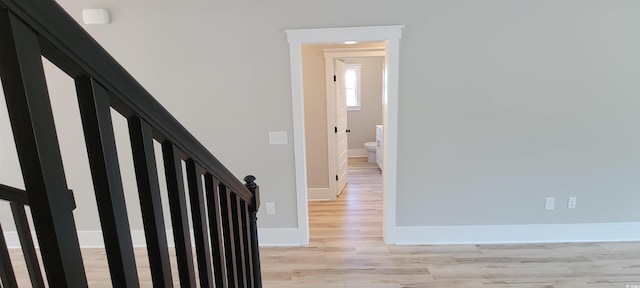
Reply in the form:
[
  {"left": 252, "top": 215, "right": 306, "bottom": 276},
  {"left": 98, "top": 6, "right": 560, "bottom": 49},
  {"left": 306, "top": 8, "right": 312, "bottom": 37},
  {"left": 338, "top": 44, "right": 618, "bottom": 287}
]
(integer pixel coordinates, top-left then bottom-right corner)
[{"left": 334, "top": 60, "right": 348, "bottom": 196}]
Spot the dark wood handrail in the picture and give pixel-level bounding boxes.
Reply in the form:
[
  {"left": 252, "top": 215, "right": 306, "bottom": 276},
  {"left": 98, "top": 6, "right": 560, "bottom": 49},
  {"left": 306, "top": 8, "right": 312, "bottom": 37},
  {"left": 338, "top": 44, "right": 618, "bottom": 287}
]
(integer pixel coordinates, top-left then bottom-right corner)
[
  {"left": 0, "top": 0, "right": 253, "bottom": 203},
  {"left": 0, "top": 184, "right": 28, "bottom": 205},
  {"left": 0, "top": 184, "right": 77, "bottom": 210}
]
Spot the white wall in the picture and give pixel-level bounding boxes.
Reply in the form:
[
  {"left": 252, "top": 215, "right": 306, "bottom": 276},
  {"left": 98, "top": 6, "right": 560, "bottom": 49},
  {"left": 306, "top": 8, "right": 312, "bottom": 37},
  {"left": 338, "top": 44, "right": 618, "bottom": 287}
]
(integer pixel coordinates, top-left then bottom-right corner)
[{"left": 2, "top": 0, "right": 640, "bottom": 244}]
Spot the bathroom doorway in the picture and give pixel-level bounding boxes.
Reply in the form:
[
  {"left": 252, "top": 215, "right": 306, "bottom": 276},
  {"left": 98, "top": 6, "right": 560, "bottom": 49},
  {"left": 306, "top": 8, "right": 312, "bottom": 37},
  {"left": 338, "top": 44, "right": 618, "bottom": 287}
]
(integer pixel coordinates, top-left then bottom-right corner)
[
  {"left": 302, "top": 44, "right": 386, "bottom": 201},
  {"left": 286, "top": 25, "right": 403, "bottom": 245},
  {"left": 327, "top": 50, "right": 386, "bottom": 199}
]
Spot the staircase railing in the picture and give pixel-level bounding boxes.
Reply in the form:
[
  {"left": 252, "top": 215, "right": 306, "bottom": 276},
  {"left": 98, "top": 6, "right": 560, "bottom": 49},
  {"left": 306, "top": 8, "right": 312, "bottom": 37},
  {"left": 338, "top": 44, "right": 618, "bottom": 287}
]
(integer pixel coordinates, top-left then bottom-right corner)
[{"left": 0, "top": 0, "right": 262, "bottom": 286}]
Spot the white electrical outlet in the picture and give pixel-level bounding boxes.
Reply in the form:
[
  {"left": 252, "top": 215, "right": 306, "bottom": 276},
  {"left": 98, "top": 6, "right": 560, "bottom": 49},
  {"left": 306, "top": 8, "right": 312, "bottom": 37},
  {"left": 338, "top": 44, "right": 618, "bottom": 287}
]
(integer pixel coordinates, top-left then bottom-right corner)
[
  {"left": 266, "top": 202, "right": 276, "bottom": 215},
  {"left": 568, "top": 197, "right": 577, "bottom": 209},
  {"left": 545, "top": 197, "right": 555, "bottom": 210}
]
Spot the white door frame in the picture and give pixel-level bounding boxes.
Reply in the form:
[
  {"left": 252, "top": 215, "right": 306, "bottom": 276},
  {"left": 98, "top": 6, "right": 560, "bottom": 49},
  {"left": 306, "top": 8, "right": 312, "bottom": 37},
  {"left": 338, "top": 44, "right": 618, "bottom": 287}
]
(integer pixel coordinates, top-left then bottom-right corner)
[
  {"left": 286, "top": 25, "right": 403, "bottom": 244},
  {"left": 324, "top": 48, "right": 386, "bottom": 199}
]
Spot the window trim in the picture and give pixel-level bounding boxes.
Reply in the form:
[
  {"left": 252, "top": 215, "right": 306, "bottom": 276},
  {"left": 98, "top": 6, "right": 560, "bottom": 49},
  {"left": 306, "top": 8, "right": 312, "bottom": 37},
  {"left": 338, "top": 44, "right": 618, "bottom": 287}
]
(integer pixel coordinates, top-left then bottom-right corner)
[{"left": 345, "top": 64, "right": 362, "bottom": 111}]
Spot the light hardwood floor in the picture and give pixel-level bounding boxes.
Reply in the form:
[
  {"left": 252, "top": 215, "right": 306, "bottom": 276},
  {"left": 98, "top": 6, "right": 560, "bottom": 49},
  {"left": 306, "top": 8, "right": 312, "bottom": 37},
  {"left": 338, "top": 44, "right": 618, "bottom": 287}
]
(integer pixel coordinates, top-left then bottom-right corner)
[
  {"left": 259, "top": 157, "right": 640, "bottom": 288},
  {"left": 6, "top": 158, "right": 640, "bottom": 287}
]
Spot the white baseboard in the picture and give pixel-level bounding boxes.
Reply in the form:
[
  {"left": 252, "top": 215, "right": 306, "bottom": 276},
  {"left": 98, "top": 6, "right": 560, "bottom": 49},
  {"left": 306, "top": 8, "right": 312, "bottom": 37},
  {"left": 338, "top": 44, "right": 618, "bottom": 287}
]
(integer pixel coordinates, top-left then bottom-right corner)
[
  {"left": 308, "top": 188, "right": 334, "bottom": 200},
  {"left": 4, "top": 230, "right": 174, "bottom": 248},
  {"left": 348, "top": 149, "right": 368, "bottom": 158},
  {"left": 388, "top": 222, "right": 640, "bottom": 245},
  {"left": 82, "top": 230, "right": 175, "bottom": 248},
  {"left": 3, "top": 232, "right": 21, "bottom": 248},
  {"left": 8, "top": 222, "right": 639, "bottom": 249},
  {"left": 5, "top": 228, "right": 309, "bottom": 248}
]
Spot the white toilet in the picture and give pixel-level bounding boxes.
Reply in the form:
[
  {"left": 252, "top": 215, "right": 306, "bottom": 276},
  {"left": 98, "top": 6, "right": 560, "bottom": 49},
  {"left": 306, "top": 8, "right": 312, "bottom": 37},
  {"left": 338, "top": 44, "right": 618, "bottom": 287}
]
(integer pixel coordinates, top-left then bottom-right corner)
[{"left": 364, "top": 142, "right": 377, "bottom": 163}]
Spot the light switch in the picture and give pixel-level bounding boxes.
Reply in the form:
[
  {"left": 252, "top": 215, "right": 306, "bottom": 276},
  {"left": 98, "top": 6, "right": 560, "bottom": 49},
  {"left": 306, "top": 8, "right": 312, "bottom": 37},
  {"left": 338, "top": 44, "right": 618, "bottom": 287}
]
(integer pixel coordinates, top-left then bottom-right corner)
[
  {"left": 266, "top": 202, "right": 276, "bottom": 215},
  {"left": 269, "top": 131, "right": 288, "bottom": 145},
  {"left": 545, "top": 197, "right": 555, "bottom": 210}
]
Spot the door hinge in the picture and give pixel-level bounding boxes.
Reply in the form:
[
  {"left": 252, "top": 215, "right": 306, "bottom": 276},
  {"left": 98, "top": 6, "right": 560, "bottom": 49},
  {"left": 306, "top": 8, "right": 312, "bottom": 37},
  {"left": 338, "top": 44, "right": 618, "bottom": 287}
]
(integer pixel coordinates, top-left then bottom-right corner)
[
  {"left": 333, "top": 75, "right": 336, "bottom": 82},
  {"left": 336, "top": 175, "right": 339, "bottom": 181},
  {"left": 335, "top": 126, "right": 337, "bottom": 133}
]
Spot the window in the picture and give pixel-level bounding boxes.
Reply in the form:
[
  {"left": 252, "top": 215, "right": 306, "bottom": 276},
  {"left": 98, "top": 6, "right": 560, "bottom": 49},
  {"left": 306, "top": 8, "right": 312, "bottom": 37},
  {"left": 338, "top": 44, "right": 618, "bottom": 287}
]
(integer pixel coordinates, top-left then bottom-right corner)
[{"left": 345, "top": 64, "right": 362, "bottom": 111}]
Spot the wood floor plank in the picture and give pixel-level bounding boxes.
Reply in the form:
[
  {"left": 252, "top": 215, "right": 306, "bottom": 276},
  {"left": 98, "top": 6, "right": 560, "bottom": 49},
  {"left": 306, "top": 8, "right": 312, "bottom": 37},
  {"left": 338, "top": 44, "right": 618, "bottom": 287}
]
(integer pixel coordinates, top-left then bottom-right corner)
[
  {"left": 259, "top": 157, "right": 640, "bottom": 288},
  {"left": 5, "top": 157, "right": 640, "bottom": 287}
]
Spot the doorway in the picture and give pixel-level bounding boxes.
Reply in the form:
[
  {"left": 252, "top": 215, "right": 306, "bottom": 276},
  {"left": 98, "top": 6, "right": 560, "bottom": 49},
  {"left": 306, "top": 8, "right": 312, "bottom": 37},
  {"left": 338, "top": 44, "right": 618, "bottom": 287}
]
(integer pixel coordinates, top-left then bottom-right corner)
[
  {"left": 324, "top": 47, "right": 386, "bottom": 199},
  {"left": 286, "top": 25, "right": 403, "bottom": 244},
  {"left": 303, "top": 45, "right": 386, "bottom": 200}
]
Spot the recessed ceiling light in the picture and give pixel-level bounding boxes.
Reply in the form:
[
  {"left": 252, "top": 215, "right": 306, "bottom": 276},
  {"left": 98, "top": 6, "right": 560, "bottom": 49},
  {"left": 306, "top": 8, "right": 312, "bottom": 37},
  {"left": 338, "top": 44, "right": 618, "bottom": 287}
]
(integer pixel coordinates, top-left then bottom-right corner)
[{"left": 344, "top": 41, "right": 357, "bottom": 44}]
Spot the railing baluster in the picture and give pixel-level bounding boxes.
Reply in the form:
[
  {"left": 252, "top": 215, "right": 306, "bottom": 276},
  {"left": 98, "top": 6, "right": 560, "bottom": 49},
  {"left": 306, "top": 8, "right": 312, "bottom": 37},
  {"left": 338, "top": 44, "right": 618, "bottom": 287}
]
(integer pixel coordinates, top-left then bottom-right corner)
[
  {"left": 241, "top": 202, "right": 254, "bottom": 288},
  {"left": 205, "top": 175, "right": 228, "bottom": 288},
  {"left": 244, "top": 176, "right": 262, "bottom": 288},
  {"left": 231, "top": 194, "right": 247, "bottom": 287},
  {"left": 76, "top": 76, "right": 140, "bottom": 287},
  {"left": 162, "top": 142, "right": 197, "bottom": 288},
  {"left": 219, "top": 185, "right": 238, "bottom": 287},
  {"left": 128, "top": 116, "right": 174, "bottom": 287},
  {"left": 0, "top": 223, "right": 18, "bottom": 288},
  {"left": 10, "top": 203, "right": 45, "bottom": 288},
  {"left": 186, "top": 160, "right": 214, "bottom": 287},
  {"left": 0, "top": 10, "right": 88, "bottom": 287},
  {"left": 1, "top": 2, "right": 264, "bottom": 287}
]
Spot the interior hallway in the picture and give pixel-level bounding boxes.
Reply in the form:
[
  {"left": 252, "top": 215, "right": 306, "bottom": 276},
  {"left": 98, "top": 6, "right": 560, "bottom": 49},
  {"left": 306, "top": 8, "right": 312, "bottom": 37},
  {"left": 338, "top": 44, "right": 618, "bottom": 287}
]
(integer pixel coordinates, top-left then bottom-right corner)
[{"left": 259, "top": 157, "right": 640, "bottom": 288}]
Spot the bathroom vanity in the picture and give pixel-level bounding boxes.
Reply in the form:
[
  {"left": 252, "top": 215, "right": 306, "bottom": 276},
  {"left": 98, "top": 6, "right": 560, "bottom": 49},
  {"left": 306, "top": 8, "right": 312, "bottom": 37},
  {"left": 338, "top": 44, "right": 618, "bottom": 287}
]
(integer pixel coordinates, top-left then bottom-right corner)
[{"left": 376, "top": 125, "right": 383, "bottom": 170}]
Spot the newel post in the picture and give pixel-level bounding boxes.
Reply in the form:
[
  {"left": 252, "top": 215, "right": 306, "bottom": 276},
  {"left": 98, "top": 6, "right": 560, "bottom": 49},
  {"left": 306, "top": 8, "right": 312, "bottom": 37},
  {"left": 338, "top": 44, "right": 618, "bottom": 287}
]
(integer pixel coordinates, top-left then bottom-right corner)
[{"left": 243, "top": 175, "right": 262, "bottom": 288}]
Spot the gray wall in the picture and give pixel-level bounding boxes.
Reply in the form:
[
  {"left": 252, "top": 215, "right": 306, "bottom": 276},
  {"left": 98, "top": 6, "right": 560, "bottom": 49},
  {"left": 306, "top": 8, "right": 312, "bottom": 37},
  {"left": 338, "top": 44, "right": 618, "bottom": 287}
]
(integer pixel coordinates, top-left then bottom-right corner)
[
  {"left": 301, "top": 44, "right": 329, "bottom": 189},
  {"left": 2, "top": 0, "right": 640, "bottom": 234},
  {"left": 344, "top": 57, "right": 384, "bottom": 150},
  {"left": 0, "top": 81, "right": 24, "bottom": 229}
]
